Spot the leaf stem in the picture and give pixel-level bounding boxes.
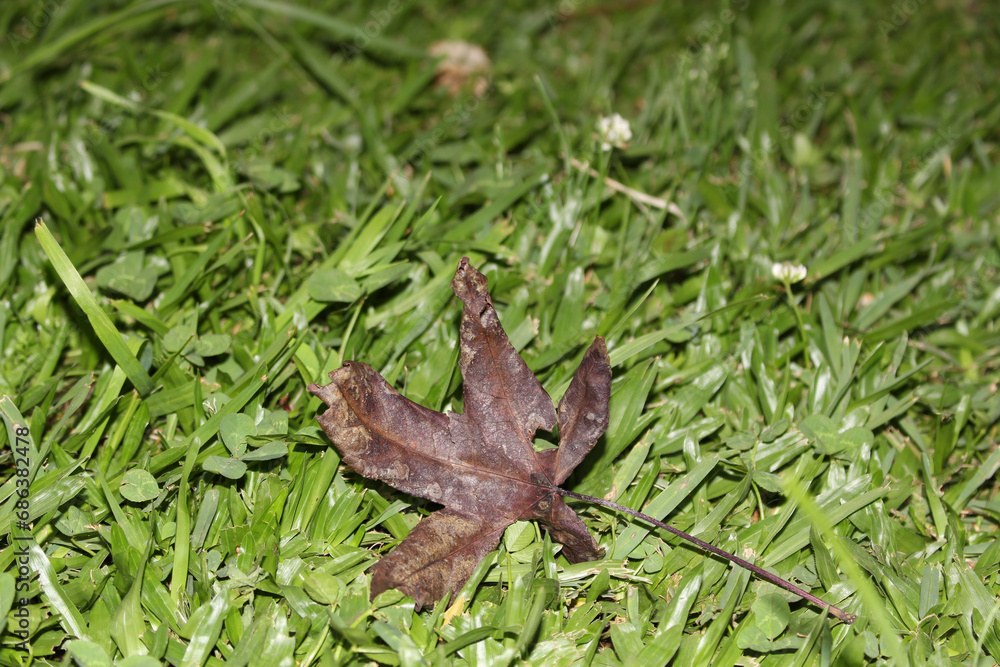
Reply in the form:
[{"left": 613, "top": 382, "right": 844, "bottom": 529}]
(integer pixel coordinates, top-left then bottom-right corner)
[{"left": 554, "top": 487, "right": 857, "bottom": 624}]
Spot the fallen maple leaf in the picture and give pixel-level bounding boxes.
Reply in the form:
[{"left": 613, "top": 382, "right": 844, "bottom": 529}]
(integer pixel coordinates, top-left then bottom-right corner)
[
  {"left": 308, "top": 258, "right": 857, "bottom": 624},
  {"left": 308, "top": 258, "right": 610, "bottom": 609}
]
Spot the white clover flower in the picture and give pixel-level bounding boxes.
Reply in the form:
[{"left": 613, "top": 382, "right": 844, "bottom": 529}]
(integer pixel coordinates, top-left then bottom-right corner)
[
  {"left": 597, "top": 113, "right": 632, "bottom": 151},
  {"left": 771, "top": 261, "right": 807, "bottom": 284}
]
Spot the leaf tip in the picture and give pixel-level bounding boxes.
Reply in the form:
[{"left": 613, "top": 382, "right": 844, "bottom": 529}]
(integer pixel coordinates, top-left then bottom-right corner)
[{"left": 451, "top": 256, "right": 489, "bottom": 304}]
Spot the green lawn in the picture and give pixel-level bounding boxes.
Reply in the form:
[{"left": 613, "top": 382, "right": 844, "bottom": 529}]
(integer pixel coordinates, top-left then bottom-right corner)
[{"left": 1, "top": 0, "right": 999, "bottom": 665}]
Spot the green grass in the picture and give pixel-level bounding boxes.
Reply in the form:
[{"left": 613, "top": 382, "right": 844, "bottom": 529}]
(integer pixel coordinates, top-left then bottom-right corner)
[{"left": 1, "top": 0, "right": 998, "bottom": 664}]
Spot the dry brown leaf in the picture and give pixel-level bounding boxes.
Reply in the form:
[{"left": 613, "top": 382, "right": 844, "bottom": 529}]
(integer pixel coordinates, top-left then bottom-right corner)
[{"left": 308, "top": 257, "right": 610, "bottom": 609}]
